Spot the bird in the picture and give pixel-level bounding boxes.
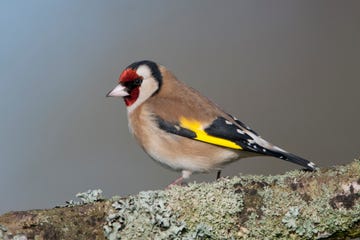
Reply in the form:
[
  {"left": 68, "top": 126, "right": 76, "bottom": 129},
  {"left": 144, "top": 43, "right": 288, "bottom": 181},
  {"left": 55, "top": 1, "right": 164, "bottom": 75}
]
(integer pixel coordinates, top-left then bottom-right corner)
[{"left": 107, "top": 60, "right": 317, "bottom": 186}]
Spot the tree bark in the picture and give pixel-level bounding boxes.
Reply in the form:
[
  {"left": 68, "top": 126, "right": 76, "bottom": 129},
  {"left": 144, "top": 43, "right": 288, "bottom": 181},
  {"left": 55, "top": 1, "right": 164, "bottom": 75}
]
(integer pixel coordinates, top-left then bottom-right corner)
[{"left": 1, "top": 160, "right": 359, "bottom": 240}]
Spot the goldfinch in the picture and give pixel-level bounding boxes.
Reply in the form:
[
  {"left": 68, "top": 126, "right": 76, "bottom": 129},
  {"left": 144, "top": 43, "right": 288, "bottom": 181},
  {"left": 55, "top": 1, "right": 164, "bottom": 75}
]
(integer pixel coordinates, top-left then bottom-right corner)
[{"left": 107, "top": 60, "right": 317, "bottom": 186}]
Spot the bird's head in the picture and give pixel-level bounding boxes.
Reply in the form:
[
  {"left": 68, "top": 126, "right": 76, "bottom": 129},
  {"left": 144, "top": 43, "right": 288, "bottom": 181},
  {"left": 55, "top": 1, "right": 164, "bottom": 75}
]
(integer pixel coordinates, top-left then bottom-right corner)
[{"left": 107, "top": 60, "right": 163, "bottom": 110}]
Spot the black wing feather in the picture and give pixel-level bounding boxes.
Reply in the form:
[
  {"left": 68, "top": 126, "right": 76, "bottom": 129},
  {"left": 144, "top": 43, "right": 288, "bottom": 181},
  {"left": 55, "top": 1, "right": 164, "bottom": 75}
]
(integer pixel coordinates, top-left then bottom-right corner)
[{"left": 156, "top": 116, "right": 196, "bottom": 139}]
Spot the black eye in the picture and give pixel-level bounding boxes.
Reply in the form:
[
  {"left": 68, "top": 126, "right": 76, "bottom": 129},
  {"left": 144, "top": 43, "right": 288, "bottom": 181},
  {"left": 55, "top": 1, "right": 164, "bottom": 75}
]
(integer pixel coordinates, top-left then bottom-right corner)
[{"left": 134, "top": 78, "right": 143, "bottom": 86}]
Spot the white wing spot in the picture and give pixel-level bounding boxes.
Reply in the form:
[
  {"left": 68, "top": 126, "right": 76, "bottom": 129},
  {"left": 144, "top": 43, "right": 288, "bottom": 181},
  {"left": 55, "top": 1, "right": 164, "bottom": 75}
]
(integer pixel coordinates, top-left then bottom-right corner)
[
  {"left": 307, "top": 162, "right": 316, "bottom": 169},
  {"left": 262, "top": 148, "right": 266, "bottom": 152},
  {"left": 225, "top": 120, "right": 233, "bottom": 125},
  {"left": 175, "top": 125, "right": 180, "bottom": 131},
  {"left": 237, "top": 129, "right": 244, "bottom": 134}
]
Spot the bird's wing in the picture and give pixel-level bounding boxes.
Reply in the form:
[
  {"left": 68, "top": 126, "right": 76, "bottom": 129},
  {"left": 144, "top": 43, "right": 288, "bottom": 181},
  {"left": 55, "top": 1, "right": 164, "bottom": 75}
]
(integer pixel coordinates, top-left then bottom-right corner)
[
  {"left": 155, "top": 115, "right": 317, "bottom": 170},
  {"left": 155, "top": 115, "right": 262, "bottom": 151}
]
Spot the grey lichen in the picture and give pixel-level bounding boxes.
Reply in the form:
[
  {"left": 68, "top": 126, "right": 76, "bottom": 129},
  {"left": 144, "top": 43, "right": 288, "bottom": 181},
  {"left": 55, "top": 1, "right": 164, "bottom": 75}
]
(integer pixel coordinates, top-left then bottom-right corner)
[
  {"left": 76, "top": 189, "right": 104, "bottom": 204},
  {"left": 0, "top": 225, "right": 8, "bottom": 240},
  {"left": 0, "top": 226, "right": 28, "bottom": 240},
  {"left": 0, "top": 224, "right": 29, "bottom": 240},
  {"left": 1, "top": 160, "right": 359, "bottom": 239},
  {"left": 239, "top": 160, "right": 360, "bottom": 239},
  {"left": 104, "top": 179, "right": 244, "bottom": 239},
  {"left": 104, "top": 160, "right": 360, "bottom": 239},
  {"left": 57, "top": 189, "right": 104, "bottom": 208},
  {"left": 12, "top": 235, "right": 27, "bottom": 240},
  {"left": 104, "top": 191, "right": 186, "bottom": 240},
  {"left": 169, "top": 179, "right": 243, "bottom": 238},
  {"left": 282, "top": 206, "right": 318, "bottom": 238},
  {"left": 182, "top": 223, "right": 214, "bottom": 239},
  {"left": 282, "top": 206, "right": 300, "bottom": 229}
]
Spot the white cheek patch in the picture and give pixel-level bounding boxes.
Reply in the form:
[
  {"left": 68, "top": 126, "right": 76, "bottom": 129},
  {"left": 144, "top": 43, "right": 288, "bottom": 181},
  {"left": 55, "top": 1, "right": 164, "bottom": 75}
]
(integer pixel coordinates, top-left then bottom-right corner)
[
  {"left": 136, "top": 65, "right": 151, "bottom": 79},
  {"left": 127, "top": 77, "right": 159, "bottom": 113}
]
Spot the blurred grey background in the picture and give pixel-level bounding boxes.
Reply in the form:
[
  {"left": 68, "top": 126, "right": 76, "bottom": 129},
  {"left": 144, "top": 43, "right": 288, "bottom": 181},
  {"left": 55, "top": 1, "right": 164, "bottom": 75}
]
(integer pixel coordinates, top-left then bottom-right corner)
[{"left": 1, "top": 0, "right": 359, "bottom": 214}]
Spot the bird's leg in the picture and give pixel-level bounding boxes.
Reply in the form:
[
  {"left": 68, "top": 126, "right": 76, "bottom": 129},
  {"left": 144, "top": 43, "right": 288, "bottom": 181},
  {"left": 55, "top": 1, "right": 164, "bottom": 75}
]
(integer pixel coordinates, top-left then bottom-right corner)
[
  {"left": 166, "top": 176, "right": 184, "bottom": 189},
  {"left": 166, "top": 170, "right": 192, "bottom": 189},
  {"left": 216, "top": 170, "right": 222, "bottom": 180}
]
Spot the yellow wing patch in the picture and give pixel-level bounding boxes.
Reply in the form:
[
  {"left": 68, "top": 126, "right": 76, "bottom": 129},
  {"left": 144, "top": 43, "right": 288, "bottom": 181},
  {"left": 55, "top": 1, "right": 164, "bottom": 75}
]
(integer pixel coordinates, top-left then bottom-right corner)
[{"left": 179, "top": 117, "right": 242, "bottom": 150}]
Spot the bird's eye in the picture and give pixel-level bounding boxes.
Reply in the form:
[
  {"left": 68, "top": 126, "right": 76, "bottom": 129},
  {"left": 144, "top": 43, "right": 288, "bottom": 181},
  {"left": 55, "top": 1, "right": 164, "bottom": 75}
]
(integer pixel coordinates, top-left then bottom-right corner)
[{"left": 134, "top": 78, "right": 143, "bottom": 86}]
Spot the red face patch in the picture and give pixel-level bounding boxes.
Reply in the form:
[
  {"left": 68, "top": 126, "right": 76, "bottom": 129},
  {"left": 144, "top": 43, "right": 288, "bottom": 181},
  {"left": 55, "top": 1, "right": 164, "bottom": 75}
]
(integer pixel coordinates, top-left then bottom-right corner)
[
  {"left": 123, "top": 88, "right": 139, "bottom": 106},
  {"left": 119, "top": 68, "right": 140, "bottom": 83},
  {"left": 119, "top": 68, "right": 142, "bottom": 107}
]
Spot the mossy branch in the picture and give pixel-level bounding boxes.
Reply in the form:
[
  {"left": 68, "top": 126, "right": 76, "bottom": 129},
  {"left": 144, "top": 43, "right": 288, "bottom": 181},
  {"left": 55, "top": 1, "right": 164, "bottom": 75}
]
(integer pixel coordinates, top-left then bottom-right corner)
[{"left": 1, "top": 160, "right": 360, "bottom": 240}]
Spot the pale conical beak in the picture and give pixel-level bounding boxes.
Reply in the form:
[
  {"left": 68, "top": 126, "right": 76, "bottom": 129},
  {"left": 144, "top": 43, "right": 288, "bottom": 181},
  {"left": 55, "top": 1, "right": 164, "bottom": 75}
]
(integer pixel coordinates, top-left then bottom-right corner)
[{"left": 106, "top": 84, "right": 129, "bottom": 97}]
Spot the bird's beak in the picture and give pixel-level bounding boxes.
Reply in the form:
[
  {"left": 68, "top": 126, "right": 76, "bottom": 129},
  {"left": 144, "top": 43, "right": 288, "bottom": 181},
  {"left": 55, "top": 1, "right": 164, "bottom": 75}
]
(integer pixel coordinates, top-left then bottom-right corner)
[{"left": 106, "top": 84, "right": 129, "bottom": 97}]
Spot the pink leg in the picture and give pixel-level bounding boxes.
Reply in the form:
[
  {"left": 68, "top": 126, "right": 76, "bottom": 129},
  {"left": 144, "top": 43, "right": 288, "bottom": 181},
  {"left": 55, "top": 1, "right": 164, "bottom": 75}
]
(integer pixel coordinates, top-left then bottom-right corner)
[
  {"left": 166, "top": 170, "right": 192, "bottom": 189},
  {"left": 165, "top": 175, "right": 184, "bottom": 189}
]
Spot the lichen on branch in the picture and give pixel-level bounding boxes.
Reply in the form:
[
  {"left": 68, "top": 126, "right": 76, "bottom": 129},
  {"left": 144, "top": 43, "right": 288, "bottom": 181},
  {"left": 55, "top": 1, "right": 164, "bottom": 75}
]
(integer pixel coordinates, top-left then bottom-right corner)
[{"left": 1, "top": 160, "right": 360, "bottom": 240}]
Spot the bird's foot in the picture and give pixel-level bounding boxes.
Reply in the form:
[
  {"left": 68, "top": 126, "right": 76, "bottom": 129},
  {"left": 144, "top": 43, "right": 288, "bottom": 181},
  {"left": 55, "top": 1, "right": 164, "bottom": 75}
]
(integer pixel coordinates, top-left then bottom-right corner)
[
  {"left": 165, "top": 176, "right": 187, "bottom": 189},
  {"left": 166, "top": 170, "right": 191, "bottom": 189}
]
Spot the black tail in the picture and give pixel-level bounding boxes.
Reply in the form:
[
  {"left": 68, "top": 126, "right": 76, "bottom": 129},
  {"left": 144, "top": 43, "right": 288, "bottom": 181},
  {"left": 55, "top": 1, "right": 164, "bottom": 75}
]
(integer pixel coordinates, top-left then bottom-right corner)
[{"left": 265, "top": 148, "right": 317, "bottom": 171}]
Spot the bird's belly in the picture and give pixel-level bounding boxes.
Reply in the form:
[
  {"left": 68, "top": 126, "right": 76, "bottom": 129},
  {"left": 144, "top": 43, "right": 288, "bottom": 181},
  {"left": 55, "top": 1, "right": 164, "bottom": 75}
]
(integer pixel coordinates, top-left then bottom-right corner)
[{"left": 141, "top": 129, "right": 240, "bottom": 172}]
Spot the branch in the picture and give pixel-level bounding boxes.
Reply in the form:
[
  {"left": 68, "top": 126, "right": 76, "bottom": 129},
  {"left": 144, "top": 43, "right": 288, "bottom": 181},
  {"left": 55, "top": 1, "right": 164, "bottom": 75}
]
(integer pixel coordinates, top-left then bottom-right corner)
[{"left": 1, "top": 160, "right": 359, "bottom": 240}]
